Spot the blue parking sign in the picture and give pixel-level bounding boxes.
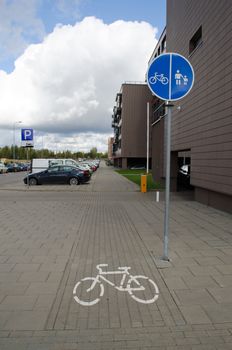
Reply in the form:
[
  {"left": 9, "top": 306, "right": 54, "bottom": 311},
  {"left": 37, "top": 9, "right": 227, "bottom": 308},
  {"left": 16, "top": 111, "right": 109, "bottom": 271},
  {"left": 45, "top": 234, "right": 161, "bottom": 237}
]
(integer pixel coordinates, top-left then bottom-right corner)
[
  {"left": 147, "top": 53, "right": 194, "bottom": 101},
  {"left": 21, "top": 129, "right": 33, "bottom": 141}
]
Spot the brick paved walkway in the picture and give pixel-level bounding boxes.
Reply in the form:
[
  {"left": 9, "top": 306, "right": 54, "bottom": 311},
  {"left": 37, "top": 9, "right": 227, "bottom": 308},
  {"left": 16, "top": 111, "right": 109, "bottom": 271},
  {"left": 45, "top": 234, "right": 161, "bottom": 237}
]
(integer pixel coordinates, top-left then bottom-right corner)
[{"left": 0, "top": 164, "right": 232, "bottom": 349}]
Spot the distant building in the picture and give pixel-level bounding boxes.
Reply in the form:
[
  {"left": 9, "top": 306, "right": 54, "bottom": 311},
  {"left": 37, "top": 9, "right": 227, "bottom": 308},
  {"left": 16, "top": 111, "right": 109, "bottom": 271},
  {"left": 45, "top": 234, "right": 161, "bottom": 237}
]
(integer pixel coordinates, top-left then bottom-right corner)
[
  {"left": 148, "top": 28, "right": 167, "bottom": 190},
  {"left": 111, "top": 82, "right": 152, "bottom": 169},
  {"left": 108, "top": 137, "right": 114, "bottom": 160}
]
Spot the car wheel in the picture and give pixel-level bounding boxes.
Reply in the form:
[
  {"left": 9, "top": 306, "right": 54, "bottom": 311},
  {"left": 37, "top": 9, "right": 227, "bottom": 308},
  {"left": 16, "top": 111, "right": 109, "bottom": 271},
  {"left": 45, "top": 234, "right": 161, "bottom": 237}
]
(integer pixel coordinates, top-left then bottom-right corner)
[
  {"left": 29, "top": 178, "right": 38, "bottom": 186},
  {"left": 69, "top": 177, "right": 79, "bottom": 186}
]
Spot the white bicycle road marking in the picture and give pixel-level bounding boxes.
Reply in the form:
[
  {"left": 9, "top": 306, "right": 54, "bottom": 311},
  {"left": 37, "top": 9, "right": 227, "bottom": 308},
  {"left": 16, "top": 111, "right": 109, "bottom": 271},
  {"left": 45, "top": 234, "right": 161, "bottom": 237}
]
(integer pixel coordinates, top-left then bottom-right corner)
[{"left": 73, "top": 264, "right": 159, "bottom": 306}]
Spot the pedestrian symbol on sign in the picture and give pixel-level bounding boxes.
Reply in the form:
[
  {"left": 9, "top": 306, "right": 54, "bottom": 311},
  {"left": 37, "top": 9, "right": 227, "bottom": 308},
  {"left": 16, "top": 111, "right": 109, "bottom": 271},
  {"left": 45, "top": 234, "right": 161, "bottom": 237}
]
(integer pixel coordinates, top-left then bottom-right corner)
[{"left": 175, "top": 70, "right": 189, "bottom": 86}]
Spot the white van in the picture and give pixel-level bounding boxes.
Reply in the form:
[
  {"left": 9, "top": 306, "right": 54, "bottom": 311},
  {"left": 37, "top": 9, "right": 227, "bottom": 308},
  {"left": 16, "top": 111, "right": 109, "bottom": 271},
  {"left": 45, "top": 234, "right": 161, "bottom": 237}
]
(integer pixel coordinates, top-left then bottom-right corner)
[{"left": 31, "top": 158, "right": 79, "bottom": 174}]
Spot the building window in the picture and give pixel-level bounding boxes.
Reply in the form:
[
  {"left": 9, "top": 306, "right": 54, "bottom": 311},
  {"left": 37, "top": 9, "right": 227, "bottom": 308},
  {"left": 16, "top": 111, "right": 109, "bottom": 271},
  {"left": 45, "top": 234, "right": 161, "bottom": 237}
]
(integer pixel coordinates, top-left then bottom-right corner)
[
  {"left": 189, "top": 26, "right": 202, "bottom": 54},
  {"left": 161, "top": 36, "right": 166, "bottom": 53}
]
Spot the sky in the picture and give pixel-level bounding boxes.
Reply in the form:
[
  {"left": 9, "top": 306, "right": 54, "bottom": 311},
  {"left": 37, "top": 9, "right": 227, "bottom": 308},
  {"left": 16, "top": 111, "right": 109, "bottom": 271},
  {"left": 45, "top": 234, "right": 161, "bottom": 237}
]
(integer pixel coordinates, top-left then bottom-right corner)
[{"left": 0, "top": 0, "right": 166, "bottom": 153}]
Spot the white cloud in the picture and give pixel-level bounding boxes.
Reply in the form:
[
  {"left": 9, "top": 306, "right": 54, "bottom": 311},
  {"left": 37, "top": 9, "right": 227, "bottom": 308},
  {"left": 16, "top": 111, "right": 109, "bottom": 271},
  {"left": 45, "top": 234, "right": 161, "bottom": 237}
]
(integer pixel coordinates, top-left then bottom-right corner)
[
  {"left": 0, "top": 17, "right": 157, "bottom": 151},
  {"left": 0, "top": 0, "right": 45, "bottom": 66},
  {"left": 39, "top": 132, "right": 111, "bottom": 153}
]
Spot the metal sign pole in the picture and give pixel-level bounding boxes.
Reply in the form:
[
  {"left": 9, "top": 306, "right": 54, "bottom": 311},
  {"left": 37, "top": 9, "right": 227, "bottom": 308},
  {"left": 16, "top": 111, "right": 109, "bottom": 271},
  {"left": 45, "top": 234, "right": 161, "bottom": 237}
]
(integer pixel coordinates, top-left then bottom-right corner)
[
  {"left": 146, "top": 52, "right": 194, "bottom": 261},
  {"left": 26, "top": 147, "right": 29, "bottom": 188},
  {"left": 163, "top": 102, "right": 172, "bottom": 261},
  {"left": 146, "top": 102, "right": 149, "bottom": 174}
]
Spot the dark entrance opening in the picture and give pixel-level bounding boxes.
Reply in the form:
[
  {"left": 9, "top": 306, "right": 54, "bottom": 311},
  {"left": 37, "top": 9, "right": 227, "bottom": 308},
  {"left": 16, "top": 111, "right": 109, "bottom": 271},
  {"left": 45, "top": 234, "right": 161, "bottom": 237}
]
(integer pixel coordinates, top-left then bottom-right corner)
[{"left": 177, "top": 150, "right": 194, "bottom": 191}]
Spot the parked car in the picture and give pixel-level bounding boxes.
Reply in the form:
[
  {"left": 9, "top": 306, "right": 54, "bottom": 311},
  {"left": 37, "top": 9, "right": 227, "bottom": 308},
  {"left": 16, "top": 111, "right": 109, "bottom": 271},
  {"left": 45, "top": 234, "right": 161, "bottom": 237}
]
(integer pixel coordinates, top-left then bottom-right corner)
[
  {"left": 21, "top": 163, "right": 30, "bottom": 171},
  {"left": 0, "top": 162, "right": 8, "bottom": 174},
  {"left": 179, "top": 164, "right": 190, "bottom": 176},
  {"left": 73, "top": 164, "right": 92, "bottom": 176},
  {"left": 23, "top": 165, "right": 91, "bottom": 186},
  {"left": 130, "top": 165, "right": 146, "bottom": 170},
  {"left": 6, "top": 163, "right": 21, "bottom": 172},
  {"left": 31, "top": 158, "right": 81, "bottom": 174},
  {"left": 17, "top": 163, "right": 28, "bottom": 171},
  {"left": 105, "top": 159, "right": 113, "bottom": 166},
  {"left": 82, "top": 162, "right": 97, "bottom": 172},
  {"left": 78, "top": 163, "right": 93, "bottom": 174}
]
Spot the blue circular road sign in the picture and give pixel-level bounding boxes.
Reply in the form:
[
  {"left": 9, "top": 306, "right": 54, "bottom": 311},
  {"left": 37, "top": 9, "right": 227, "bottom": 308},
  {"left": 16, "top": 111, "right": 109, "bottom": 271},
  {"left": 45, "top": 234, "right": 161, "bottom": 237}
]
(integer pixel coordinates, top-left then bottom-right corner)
[{"left": 147, "top": 53, "right": 194, "bottom": 101}]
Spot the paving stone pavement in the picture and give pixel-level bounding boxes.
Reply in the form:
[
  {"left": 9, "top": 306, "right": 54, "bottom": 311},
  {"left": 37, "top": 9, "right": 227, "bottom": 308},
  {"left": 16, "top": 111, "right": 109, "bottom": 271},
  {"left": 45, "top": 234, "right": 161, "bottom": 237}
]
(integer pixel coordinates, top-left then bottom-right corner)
[{"left": 0, "top": 163, "right": 232, "bottom": 349}]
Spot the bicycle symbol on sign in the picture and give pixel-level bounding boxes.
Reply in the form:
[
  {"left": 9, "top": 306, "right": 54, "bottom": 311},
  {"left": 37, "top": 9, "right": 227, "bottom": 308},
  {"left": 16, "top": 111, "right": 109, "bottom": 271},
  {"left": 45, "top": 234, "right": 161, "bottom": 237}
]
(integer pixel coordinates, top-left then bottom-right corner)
[
  {"left": 149, "top": 72, "right": 169, "bottom": 85},
  {"left": 73, "top": 264, "right": 159, "bottom": 306}
]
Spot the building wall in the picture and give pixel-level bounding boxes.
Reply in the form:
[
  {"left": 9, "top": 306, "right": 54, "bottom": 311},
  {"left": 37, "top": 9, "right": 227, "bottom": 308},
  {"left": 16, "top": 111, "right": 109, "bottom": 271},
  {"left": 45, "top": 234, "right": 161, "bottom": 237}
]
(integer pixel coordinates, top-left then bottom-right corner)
[
  {"left": 121, "top": 84, "right": 152, "bottom": 159},
  {"left": 166, "top": 0, "right": 232, "bottom": 210},
  {"left": 108, "top": 137, "right": 114, "bottom": 159},
  {"left": 112, "top": 83, "right": 152, "bottom": 168}
]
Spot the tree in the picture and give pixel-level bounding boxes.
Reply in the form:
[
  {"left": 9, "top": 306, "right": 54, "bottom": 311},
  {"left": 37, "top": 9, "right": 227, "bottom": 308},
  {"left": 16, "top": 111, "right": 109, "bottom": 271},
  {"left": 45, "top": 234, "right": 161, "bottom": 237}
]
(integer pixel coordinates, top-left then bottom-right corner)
[
  {"left": 0, "top": 145, "right": 107, "bottom": 160},
  {"left": 89, "top": 147, "right": 98, "bottom": 159}
]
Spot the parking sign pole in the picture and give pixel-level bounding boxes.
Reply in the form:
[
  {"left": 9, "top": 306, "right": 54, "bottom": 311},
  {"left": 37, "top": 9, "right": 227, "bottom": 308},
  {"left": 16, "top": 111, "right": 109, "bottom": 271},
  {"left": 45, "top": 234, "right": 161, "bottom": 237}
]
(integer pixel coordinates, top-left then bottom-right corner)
[
  {"left": 163, "top": 102, "right": 172, "bottom": 261},
  {"left": 26, "top": 147, "right": 29, "bottom": 188}
]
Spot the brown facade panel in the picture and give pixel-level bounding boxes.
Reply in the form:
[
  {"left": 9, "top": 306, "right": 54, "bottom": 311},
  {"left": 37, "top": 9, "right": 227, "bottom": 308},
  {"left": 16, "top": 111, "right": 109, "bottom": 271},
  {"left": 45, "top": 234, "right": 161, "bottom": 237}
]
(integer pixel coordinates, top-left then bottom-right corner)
[
  {"left": 195, "top": 187, "right": 232, "bottom": 214},
  {"left": 172, "top": 129, "right": 232, "bottom": 151},
  {"left": 183, "top": 133, "right": 232, "bottom": 148},
  {"left": 112, "top": 83, "right": 152, "bottom": 168},
  {"left": 172, "top": 105, "right": 232, "bottom": 130},
  {"left": 191, "top": 172, "right": 232, "bottom": 187},
  {"left": 193, "top": 142, "right": 232, "bottom": 153},
  {"left": 121, "top": 84, "right": 152, "bottom": 159},
  {"left": 192, "top": 150, "right": 232, "bottom": 160},
  {"left": 191, "top": 159, "right": 231, "bottom": 168},
  {"left": 160, "top": 0, "right": 232, "bottom": 207},
  {"left": 192, "top": 178, "right": 231, "bottom": 196},
  {"left": 122, "top": 84, "right": 151, "bottom": 157},
  {"left": 192, "top": 166, "right": 231, "bottom": 177}
]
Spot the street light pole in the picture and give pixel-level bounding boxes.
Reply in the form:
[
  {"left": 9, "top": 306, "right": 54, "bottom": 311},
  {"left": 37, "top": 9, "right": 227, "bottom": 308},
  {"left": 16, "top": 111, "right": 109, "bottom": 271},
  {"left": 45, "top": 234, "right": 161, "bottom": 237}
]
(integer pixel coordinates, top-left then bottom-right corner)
[{"left": 13, "top": 121, "right": 22, "bottom": 160}]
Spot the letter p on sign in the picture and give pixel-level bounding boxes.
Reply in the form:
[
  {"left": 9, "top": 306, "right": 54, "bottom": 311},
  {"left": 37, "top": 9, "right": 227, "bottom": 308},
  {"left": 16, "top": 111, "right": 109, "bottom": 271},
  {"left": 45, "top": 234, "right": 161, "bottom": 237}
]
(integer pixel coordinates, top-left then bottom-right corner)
[{"left": 21, "top": 128, "right": 33, "bottom": 141}]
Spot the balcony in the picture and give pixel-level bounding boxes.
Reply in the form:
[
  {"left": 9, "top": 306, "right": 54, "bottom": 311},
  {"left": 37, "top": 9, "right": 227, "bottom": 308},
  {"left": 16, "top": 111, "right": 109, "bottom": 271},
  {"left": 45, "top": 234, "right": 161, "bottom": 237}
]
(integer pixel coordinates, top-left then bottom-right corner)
[
  {"left": 113, "top": 105, "right": 122, "bottom": 116},
  {"left": 116, "top": 106, "right": 121, "bottom": 114},
  {"left": 115, "top": 92, "right": 122, "bottom": 104},
  {"left": 115, "top": 149, "right": 121, "bottom": 156}
]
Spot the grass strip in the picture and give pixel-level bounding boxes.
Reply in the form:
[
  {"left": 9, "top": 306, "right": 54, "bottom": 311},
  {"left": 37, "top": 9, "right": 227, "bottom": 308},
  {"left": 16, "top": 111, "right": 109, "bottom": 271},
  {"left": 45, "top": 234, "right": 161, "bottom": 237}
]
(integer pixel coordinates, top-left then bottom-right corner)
[{"left": 115, "top": 169, "right": 163, "bottom": 190}]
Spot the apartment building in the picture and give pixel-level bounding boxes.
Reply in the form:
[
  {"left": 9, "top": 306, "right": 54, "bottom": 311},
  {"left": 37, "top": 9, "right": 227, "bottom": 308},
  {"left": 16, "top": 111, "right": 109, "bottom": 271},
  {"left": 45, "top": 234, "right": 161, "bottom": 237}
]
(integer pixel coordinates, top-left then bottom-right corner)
[
  {"left": 112, "top": 83, "right": 152, "bottom": 169},
  {"left": 151, "top": 0, "right": 232, "bottom": 212},
  {"left": 108, "top": 137, "right": 114, "bottom": 160}
]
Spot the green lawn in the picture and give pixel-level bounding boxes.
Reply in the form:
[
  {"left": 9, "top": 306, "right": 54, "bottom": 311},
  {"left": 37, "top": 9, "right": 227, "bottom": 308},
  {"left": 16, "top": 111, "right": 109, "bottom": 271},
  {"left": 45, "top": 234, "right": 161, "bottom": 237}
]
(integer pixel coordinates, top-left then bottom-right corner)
[{"left": 115, "top": 169, "right": 163, "bottom": 190}]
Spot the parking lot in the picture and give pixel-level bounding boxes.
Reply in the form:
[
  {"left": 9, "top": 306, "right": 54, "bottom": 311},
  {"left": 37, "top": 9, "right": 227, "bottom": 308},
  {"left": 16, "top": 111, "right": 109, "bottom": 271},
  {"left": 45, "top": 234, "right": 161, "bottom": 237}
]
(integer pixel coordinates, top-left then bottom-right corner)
[{"left": 0, "top": 163, "right": 232, "bottom": 349}]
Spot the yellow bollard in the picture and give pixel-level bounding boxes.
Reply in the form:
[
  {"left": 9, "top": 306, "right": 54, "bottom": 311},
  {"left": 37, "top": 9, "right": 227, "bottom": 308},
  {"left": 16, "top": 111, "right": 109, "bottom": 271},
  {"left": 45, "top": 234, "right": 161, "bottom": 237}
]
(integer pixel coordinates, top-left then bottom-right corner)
[{"left": 141, "top": 175, "right": 147, "bottom": 193}]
